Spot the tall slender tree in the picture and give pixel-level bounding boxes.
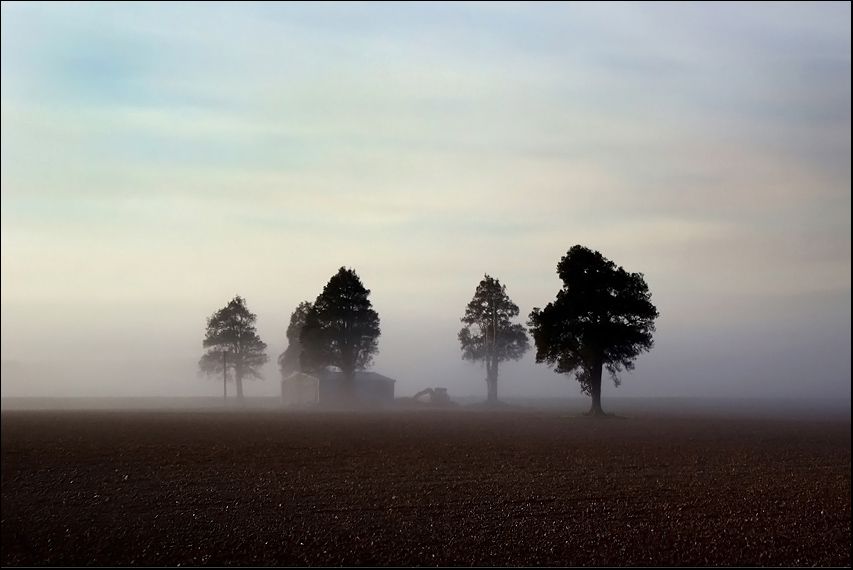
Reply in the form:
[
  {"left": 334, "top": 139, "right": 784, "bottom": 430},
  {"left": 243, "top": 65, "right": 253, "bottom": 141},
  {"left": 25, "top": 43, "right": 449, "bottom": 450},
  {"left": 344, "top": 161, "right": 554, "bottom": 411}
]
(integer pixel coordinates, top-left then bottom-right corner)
[
  {"left": 528, "top": 246, "right": 659, "bottom": 416},
  {"left": 199, "top": 295, "right": 268, "bottom": 401},
  {"left": 459, "top": 274, "right": 530, "bottom": 404},
  {"left": 300, "top": 267, "right": 381, "bottom": 399},
  {"left": 278, "top": 301, "right": 313, "bottom": 377}
]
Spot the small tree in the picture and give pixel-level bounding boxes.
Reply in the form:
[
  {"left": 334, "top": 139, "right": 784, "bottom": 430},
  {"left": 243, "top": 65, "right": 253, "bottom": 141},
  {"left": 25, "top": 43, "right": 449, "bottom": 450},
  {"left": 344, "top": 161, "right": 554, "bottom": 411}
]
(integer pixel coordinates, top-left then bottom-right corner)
[
  {"left": 199, "top": 295, "right": 268, "bottom": 401},
  {"left": 300, "top": 267, "right": 381, "bottom": 399},
  {"left": 278, "top": 301, "right": 312, "bottom": 377},
  {"left": 528, "top": 246, "right": 659, "bottom": 416},
  {"left": 459, "top": 274, "right": 529, "bottom": 404}
]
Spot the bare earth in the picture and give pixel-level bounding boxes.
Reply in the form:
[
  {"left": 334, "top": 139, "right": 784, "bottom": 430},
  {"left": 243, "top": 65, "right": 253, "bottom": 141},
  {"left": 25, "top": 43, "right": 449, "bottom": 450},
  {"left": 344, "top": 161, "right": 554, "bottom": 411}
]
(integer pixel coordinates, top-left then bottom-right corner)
[{"left": 1, "top": 409, "right": 850, "bottom": 566}]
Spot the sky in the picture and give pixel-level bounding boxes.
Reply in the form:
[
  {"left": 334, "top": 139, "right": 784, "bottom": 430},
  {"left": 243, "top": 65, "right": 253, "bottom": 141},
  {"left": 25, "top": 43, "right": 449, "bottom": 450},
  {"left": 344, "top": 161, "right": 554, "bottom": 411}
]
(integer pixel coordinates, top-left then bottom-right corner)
[{"left": 1, "top": 1, "right": 850, "bottom": 402}]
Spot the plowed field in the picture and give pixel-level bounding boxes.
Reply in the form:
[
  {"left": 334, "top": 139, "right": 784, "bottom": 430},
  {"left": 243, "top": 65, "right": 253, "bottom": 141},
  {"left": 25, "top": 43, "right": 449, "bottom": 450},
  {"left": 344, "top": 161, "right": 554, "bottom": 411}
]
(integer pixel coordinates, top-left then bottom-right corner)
[{"left": 2, "top": 409, "right": 849, "bottom": 566}]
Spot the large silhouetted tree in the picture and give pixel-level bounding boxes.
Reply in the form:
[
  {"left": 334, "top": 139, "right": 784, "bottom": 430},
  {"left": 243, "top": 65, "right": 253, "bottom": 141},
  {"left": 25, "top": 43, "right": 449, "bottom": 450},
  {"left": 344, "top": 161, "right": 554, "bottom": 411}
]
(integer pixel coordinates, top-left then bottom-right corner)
[
  {"left": 299, "top": 267, "right": 381, "bottom": 399},
  {"left": 459, "top": 275, "right": 529, "bottom": 404},
  {"left": 199, "top": 295, "right": 268, "bottom": 401},
  {"left": 278, "top": 301, "right": 312, "bottom": 377},
  {"left": 528, "top": 246, "right": 659, "bottom": 416}
]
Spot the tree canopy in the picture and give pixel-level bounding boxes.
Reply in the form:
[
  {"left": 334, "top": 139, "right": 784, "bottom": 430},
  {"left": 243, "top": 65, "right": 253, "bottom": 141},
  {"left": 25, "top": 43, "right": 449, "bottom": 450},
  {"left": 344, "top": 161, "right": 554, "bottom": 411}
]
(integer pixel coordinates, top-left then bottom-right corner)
[
  {"left": 459, "top": 274, "right": 529, "bottom": 403},
  {"left": 528, "top": 246, "right": 658, "bottom": 415},
  {"left": 278, "top": 301, "right": 312, "bottom": 377},
  {"left": 199, "top": 295, "right": 268, "bottom": 400},
  {"left": 299, "top": 267, "right": 381, "bottom": 394}
]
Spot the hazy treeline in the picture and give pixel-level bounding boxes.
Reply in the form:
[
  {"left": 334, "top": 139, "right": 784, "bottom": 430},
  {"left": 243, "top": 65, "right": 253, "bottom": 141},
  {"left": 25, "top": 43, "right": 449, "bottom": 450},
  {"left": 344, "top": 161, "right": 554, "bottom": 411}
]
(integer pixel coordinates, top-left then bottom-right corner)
[{"left": 200, "top": 245, "right": 659, "bottom": 414}]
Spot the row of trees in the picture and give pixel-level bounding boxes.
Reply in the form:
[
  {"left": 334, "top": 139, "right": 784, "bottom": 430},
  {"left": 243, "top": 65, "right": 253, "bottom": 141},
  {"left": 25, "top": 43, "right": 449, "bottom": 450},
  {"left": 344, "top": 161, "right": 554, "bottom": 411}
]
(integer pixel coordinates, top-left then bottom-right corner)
[
  {"left": 200, "top": 268, "right": 380, "bottom": 402},
  {"left": 199, "top": 245, "right": 659, "bottom": 415}
]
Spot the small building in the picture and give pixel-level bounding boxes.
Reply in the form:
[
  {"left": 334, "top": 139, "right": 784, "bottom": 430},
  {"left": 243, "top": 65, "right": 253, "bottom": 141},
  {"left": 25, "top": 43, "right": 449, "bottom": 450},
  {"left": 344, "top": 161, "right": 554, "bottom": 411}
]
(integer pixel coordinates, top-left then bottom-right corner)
[
  {"left": 316, "top": 369, "right": 396, "bottom": 406},
  {"left": 281, "top": 372, "right": 320, "bottom": 407}
]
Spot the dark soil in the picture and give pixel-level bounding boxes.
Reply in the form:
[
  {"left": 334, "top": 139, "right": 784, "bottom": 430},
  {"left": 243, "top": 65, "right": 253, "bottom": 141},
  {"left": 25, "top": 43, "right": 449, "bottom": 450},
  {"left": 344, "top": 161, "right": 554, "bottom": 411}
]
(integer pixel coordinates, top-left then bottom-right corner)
[{"left": 2, "top": 409, "right": 850, "bottom": 566}]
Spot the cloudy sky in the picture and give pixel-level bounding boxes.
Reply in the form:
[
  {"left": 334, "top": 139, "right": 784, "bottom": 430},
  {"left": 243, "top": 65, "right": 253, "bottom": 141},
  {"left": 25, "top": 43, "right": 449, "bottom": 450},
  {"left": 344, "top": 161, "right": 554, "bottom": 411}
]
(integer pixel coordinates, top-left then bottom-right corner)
[{"left": 1, "top": 1, "right": 850, "bottom": 402}]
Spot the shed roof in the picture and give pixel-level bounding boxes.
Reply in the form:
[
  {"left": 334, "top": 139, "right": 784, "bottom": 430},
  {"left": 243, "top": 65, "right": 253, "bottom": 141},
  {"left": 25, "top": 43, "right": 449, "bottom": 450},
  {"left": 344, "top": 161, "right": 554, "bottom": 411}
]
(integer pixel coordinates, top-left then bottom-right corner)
[{"left": 319, "top": 370, "right": 396, "bottom": 384}]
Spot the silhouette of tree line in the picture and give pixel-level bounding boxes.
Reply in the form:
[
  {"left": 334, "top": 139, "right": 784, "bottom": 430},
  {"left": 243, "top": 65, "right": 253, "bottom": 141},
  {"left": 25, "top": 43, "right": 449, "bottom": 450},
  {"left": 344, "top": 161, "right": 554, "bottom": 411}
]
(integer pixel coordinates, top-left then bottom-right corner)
[{"left": 200, "top": 245, "right": 659, "bottom": 415}]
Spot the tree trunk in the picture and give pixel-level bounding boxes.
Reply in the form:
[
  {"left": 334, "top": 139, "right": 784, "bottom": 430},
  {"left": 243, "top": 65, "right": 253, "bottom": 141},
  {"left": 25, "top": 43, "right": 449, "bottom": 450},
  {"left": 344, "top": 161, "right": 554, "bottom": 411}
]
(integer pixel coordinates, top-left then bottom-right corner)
[
  {"left": 342, "top": 341, "right": 356, "bottom": 404},
  {"left": 222, "top": 352, "right": 227, "bottom": 403},
  {"left": 488, "top": 297, "right": 498, "bottom": 404},
  {"left": 486, "top": 358, "right": 499, "bottom": 404},
  {"left": 588, "top": 359, "right": 605, "bottom": 417},
  {"left": 486, "top": 378, "right": 498, "bottom": 403},
  {"left": 235, "top": 373, "right": 244, "bottom": 401},
  {"left": 342, "top": 366, "right": 356, "bottom": 404}
]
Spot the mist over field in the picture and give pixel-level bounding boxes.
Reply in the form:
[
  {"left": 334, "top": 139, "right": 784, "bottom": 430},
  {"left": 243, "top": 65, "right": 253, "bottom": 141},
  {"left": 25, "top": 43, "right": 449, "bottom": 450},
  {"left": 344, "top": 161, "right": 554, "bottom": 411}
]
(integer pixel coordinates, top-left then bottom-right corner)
[{"left": 1, "top": 2, "right": 850, "bottom": 405}]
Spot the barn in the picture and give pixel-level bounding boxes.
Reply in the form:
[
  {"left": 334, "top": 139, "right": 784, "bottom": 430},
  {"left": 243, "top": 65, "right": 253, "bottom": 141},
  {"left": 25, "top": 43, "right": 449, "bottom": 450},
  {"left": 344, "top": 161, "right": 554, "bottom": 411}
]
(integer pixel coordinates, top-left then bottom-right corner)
[
  {"left": 282, "top": 369, "right": 396, "bottom": 407},
  {"left": 281, "top": 372, "right": 320, "bottom": 407},
  {"left": 317, "top": 370, "right": 396, "bottom": 406}
]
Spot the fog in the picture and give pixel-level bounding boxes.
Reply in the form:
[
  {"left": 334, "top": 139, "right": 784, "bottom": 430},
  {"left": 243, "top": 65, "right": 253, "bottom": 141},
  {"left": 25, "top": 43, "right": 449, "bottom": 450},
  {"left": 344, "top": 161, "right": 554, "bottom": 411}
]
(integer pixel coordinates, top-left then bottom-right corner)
[
  {"left": 1, "top": 284, "right": 849, "bottom": 404},
  {"left": 1, "top": 2, "right": 850, "bottom": 407}
]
